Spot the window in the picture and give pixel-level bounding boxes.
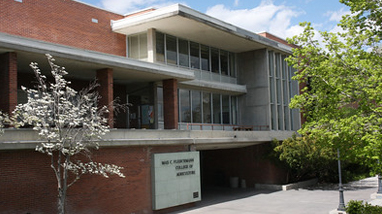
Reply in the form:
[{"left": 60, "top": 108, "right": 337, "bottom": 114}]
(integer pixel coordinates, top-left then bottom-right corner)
[
  {"left": 179, "top": 89, "right": 191, "bottom": 123},
  {"left": 220, "top": 50, "right": 229, "bottom": 76},
  {"left": 157, "top": 87, "right": 164, "bottom": 122},
  {"left": 203, "top": 92, "right": 211, "bottom": 123},
  {"left": 178, "top": 89, "right": 238, "bottom": 125},
  {"left": 222, "top": 95, "right": 230, "bottom": 124},
  {"left": 156, "top": 32, "right": 165, "bottom": 63},
  {"left": 268, "top": 51, "right": 299, "bottom": 131},
  {"left": 154, "top": 31, "right": 237, "bottom": 79},
  {"left": 128, "top": 33, "right": 147, "bottom": 60},
  {"left": 213, "top": 94, "right": 221, "bottom": 124},
  {"left": 179, "top": 39, "right": 189, "bottom": 67},
  {"left": 190, "top": 42, "right": 200, "bottom": 69},
  {"left": 229, "top": 52, "right": 236, "bottom": 77},
  {"left": 231, "top": 96, "right": 237, "bottom": 124},
  {"left": 211, "top": 48, "right": 219, "bottom": 73},
  {"left": 166, "top": 35, "right": 177, "bottom": 65},
  {"left": 201, "top": 45, "right": 210, "bottom": 71},
  {"left": 192, "top": 91, "right": 201, "bottom": 123}
]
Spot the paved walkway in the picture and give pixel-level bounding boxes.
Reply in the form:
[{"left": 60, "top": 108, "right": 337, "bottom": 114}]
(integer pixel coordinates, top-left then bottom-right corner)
[{"left": 172, "top": 177, "right": 379, "bottom": 214}]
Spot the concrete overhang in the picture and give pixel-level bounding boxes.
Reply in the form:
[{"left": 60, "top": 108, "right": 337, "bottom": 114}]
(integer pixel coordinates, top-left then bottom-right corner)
[
  {"left": 0, "top": 33, "right": 194, "bottom": 84},
  {"left": 180, "top": 79, "right": 247, "bottom": 95},
  {"left": 0, "top": 129, "right": 296, "bottom": 151},
  {"left": 111, "top": 4, "right": 292, "bottom": 54}
]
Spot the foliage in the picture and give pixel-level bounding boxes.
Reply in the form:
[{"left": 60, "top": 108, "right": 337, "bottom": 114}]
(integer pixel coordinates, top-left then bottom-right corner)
[
  {"left": 286, "top": 0, "right": 382, "bottom": 176},
  {"left": 11, "top": 54, "right": 125, "bottom": 214},
  {"left": 273, "top": 134, "right": 337, "bottom": 182},
  {"left": 346, "top": 200, "right": 382, "bottom": 214}
]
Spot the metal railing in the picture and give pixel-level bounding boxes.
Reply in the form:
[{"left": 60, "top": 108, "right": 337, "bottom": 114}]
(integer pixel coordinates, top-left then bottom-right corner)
[{"left": 182, "top": 123, "right": 269, "bottom": 131}]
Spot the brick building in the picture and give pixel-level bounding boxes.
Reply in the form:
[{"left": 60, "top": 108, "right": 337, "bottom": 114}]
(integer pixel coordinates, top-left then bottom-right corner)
[{"left": 0, "top": 1, "right": 300, "bottom": 213}]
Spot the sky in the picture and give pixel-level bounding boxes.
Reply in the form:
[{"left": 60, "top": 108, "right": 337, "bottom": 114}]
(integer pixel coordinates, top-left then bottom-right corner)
[{"left": 78, "top": 0, "right": 351, "bottom": 40}]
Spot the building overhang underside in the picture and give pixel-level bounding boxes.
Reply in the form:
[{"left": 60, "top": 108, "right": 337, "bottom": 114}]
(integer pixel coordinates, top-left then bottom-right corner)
[
  {"left": 0, "top": 129, "right": 296, "bottom": 150},
  {"left": 0, "top": 33, "right": 246, "bottom": 94}
]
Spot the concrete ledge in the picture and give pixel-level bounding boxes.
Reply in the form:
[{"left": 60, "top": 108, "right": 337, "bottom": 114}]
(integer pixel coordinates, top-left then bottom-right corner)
[
  {"left": 371, "top": 192, "right": 382, "bottom": 199},
  {"left": 329, "top": 209, "right": 346, "bottom": 214},
  {"left": 255, "top": 178, "right": 318, "bottom": 191}
]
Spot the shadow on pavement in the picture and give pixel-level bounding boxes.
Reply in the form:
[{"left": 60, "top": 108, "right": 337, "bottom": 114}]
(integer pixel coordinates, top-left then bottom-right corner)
[
  {"left": 169, "top": 186, "right": 277, "bottom": 213},
  {"left": 302, "top": 176, "right": 377, "bottom": 191}
]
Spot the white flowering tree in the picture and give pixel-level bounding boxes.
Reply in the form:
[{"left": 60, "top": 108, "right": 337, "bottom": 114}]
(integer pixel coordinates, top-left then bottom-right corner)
[
  {"left": 0, "top": 112, "right": 9, "bottom": 135},
  {"left": 12, "top": 54, "right": 125, "bottom": 214}
]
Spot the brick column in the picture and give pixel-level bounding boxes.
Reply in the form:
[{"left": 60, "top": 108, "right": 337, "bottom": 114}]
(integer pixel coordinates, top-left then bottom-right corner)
[
  {"left": 163, "top": 79, "right": 178, "bottom": 129},
  {"left": 0, "top": 52, "right": 18, "bottom": 115},
  {"left": 97, "top": 68, "right": 114, "bottom": 128}
]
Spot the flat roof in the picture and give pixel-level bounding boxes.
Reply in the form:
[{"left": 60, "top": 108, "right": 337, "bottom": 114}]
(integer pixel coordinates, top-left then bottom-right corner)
[{"left": 111, "top": 4, "right": 292, "bottom": 54}]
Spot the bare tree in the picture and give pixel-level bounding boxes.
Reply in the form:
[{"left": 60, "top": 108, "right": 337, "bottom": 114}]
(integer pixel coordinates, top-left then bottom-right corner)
[{"left": 12, "top": 54, "right": 125, "bottom": 214}]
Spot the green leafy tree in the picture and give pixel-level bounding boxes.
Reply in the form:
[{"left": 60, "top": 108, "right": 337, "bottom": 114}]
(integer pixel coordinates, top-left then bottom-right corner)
[
  {"left": 274, "top": 134, "right": 337, "bottom": 182},
  {"left": 286, "top": 0, "right": 382, "bottom": 175}
]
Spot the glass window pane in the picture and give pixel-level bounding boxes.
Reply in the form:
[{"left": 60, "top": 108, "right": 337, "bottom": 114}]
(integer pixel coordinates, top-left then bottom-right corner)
[
  {"left": 129, "top": 35, "right": 139, "bottom": 59},
  {"left": 277, "top": 78, "right": 282, "bottom": 104},
  {"left": 282, "top": 55, "right": 287, "bottom": 79},
  {"left": 213, "top": 94, "right": 221, "bottom": 124},
  {"left": 284, "top": 107, "right": 290, "bottom": 130},
  {"left": 220, "top": 50, "right": 228, "bottom": 76},
  {"left": 192, "top": 91, "right": 201, "bottom": 123},
  {"left": 231, "top": 96, "right": 237, "bottom": 124},
  {"left": 275, "top": 53, "right": 281, "bottom": 78},
  {"left": 268, "top": 51, "right": 274, "bottom": 77},
  {"left": 166, "top": 35, "right": 177, "bottom": 65},
  {"left": 229, "top": 52, "right": 236, "bottom": 77},
  {"left": 179, "top": 39, "right": 189, "bottom": 67},
  {"left": 179, "top": 89, "right": 191, "bottom": 123},
  {"left": 203, "top": 93, "right": 211, "bottom": 123},
  {"left": 190, "top": 42, "right": 200, "bottom": 69},
  {"left": 271, "top": 104, "right": 276, "bottom": 130},
  {"left": 139, "top": 33, "right": 148, "bottom": 59},
  {"left": 201, "top": 45, "right": 210, "bottom": 71},
  {"left": 270, "top": 77, "right": 275, "bottom": 103},
  {"left": 156, "top": 32, "right": 165, "bottom": 63},
  {"left": 211, "top": 48, "right": 219, "bottom": 73},
  {"left": 222, "top": 95, "right": 230, "bottom": 124},
  {"left": 278, "top": 105, "right": 283, "bottom": 130},
  {"left": 157, "top": 87, "right": 163, "bottom": 121}
]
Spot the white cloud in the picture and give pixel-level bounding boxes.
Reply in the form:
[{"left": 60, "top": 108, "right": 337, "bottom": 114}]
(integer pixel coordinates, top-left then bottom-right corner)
[
  {"left": 325, "top": 8, "right": 350, "bottom": 22},
  {"left": 206, "top": 1, "right": 304, "bottom": 39}
]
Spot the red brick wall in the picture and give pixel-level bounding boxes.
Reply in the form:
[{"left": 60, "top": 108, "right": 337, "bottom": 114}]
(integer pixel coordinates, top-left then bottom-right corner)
[
  {"left": 258, "top": 32, "right": 299, "bottom": 49},
  {"left": 0, "top": 0, "right": 126, "bottom": 56},
  {"left": 97, "top": 68, "right": 114, "bottom": 128},
  {"left": 163, "top": 79, "right": 178, "bottom": 129},
  {"left": 0, "top": 52, "right": 18, "bottom": 115},
  {"left": 0, "top": 145, "right": 188, "bottom": 214}
]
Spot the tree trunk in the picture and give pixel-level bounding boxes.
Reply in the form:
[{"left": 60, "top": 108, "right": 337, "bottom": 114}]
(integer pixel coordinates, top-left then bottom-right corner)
[
  {"left": 58, "top": 188, "right": 66, "bottom": 214},
  {"left": 57, "top": 153, "right": 69, "bottom": 214}
]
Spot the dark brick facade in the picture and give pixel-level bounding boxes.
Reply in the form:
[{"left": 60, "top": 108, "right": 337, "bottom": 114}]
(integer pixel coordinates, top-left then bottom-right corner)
[
  {"left": 0, "top": 52, "right": 18, "bottom": 115},
  {"left": 0, "top": 145, "right": 189, "bottom": 214}
]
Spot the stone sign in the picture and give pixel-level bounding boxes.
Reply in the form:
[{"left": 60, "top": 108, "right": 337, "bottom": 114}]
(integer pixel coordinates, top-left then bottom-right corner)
[{"left": 152, "top": 151, "right": 201, "bottom": 210}]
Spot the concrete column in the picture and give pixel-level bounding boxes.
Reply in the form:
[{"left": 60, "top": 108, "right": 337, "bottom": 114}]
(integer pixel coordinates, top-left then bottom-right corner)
[
  {"left": 163, "top": 79, "right": 178, "bottom": 129},
  {"left": 0, "top": 52, "right": 17, "bottom": 115},
  {"left": 97, "top": 68, "right": 114, "bottom": 128},
  {"left": 147, "top": 28, "right": 156, "bottom": 63}
]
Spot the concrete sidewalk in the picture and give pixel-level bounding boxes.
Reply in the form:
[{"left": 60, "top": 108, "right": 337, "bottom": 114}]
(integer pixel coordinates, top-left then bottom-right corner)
[{"left": 172, "top": 177, "right": 379, "bottom": 214}]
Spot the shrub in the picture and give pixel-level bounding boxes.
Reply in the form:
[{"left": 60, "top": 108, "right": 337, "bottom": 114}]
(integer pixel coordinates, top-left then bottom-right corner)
[{"left": 346, "top": 200, "right": 382, "bottom": 214}]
